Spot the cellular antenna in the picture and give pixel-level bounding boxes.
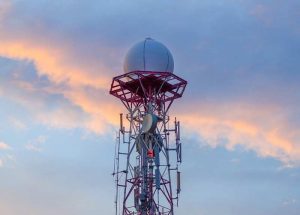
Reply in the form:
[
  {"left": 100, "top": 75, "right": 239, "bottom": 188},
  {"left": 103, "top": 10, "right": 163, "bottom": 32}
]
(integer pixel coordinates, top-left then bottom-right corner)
[{"left": 110, "top": 38, "right": 187, "bottom": 215}]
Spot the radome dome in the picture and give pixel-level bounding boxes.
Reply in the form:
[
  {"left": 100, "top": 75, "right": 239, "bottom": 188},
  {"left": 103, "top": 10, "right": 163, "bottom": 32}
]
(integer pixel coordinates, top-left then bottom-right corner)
[{"left": 123, "top": 38, "right": 174, "bottom": 73}]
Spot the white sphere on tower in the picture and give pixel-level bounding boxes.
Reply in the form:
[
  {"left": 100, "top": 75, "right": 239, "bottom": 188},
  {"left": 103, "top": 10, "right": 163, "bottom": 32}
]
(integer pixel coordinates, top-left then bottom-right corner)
[{"left": 123, "top": 38, "right": 174, "bottom": 73}]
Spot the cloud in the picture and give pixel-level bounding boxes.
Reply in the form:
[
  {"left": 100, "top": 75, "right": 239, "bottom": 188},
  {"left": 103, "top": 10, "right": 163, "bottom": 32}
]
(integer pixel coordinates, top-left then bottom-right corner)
[
  {"left": 0, "top": 154, "right": 16, "bottom": 168},
  {"left": 26, "top": 136, "right": 47, "bottom": 152},
  {"left": 0, "top": 140, "right": 14, "bottom": 168},
  {"left": 0, "top": 141, "right": 11, "bottom": 150},
  {"left": 9, "top": 117, "right": 27, "bottom": 130},
  {"left": 283, "top": 199, "right": 297, "bottom": 206},
  {"left": 0, "top": 0, "right": 300, "bottom": 167},
  {"left": 179, "top": 100, "right": 300, "bottom": 166},
  {"left": 0, "top": 40, "right": 110, "bottom": 89},
  {"left": 0, "top": 57, "right": 120, "bottom": 134},
  {"left": 0, "top": 142, "right": 13, "bottom": 168},
  {"left": 250, "top": 4, "right": 272, "bottom": 25},
  {"left": 0, "top": 1, "right": 123, "bottom": 134},
  {"left": 249, "top": 1, "right": 300, "bottom": 29}
]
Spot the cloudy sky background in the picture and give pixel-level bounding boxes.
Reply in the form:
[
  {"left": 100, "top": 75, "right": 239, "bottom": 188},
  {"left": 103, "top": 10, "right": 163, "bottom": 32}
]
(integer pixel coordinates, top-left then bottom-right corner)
[{"left": 0, "top": 0, "right": 300, "bottom": 214}]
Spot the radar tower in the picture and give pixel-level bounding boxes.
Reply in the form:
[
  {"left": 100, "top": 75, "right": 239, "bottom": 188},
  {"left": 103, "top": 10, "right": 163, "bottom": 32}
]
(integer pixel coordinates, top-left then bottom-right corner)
[{"left": 110, "top": 38, "right": 187, "bottom": 215}]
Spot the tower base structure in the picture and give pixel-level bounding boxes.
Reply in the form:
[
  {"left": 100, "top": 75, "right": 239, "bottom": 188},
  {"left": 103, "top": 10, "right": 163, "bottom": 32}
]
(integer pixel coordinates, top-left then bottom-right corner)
[{"left": 111, "top": 71, "right": 187, "bottom": 215}]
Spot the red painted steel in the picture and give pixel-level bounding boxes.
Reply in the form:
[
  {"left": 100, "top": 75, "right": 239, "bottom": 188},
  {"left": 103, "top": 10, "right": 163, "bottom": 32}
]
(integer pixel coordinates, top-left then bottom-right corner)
[
  {"left": 111, "top": 70, "right": 187, "bottom": 215},
  {"left": 110, "top": 71, "right": 187, "bottom": 111}
]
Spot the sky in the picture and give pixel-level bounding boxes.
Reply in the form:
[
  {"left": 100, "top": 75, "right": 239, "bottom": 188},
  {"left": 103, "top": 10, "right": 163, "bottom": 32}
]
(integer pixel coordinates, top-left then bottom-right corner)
[{"left": 0, "top": 0, "right": 300, "bottom": 214}]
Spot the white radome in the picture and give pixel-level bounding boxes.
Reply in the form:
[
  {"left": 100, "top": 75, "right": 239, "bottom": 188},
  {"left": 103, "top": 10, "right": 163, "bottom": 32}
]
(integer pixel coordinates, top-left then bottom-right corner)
[{"left": 123, "top": 38, "right": 174, "bottom": 73}]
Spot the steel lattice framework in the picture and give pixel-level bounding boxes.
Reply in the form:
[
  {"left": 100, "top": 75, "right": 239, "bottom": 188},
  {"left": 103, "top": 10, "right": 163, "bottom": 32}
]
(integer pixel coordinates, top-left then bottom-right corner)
[{"left": 110, "top": 71, "right": 187, "bottom": 215}]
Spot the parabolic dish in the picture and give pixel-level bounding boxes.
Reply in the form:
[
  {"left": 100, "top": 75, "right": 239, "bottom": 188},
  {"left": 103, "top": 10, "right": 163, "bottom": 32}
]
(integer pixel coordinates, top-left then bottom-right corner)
[{"left": 141, "top": 113, "right": 158, "bottom": 133}]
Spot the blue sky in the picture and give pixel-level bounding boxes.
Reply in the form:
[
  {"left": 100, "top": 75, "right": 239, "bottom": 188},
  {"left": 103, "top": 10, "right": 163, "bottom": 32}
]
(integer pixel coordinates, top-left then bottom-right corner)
[{"left": 0, "top": 0, "right": 300, "bottom": 214}]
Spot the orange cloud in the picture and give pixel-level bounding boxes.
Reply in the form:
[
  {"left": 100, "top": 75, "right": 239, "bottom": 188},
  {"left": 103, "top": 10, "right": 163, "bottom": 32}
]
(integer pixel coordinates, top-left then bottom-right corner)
[
  {"left": 178, "top": 102, "right": 300, "bottom": 166},
  {"left": 0, "top": 141, "right": 11, "bottom": 150},
  {"left": 0, "top": 40, "right": 110, "bottom": 88},
  {"left": 1, "top": 4, "right": 299, "bottom": 167},
  {"left": 1, "top": 37, "right": 300, "bottom": 165},
  {"left": 35, "top": 81, "right": 122, "bottom": 133},
  {"left": 64, "top": 87, "right": 121, "bottom": 122},
  {"left": 0, "top": 26, "right": 122, "bottom": 134}
]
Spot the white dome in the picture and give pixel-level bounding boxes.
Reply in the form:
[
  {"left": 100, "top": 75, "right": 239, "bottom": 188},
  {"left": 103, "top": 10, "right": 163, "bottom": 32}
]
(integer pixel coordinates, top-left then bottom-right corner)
[{"left": 123, "top": 38, "right": 174, "bottom": 73}]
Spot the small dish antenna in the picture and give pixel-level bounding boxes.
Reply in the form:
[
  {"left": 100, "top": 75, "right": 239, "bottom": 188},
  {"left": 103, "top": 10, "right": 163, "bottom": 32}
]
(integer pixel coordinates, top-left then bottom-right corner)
[{"left": 141, "top": 113, "right": 158, "bottom": 133}]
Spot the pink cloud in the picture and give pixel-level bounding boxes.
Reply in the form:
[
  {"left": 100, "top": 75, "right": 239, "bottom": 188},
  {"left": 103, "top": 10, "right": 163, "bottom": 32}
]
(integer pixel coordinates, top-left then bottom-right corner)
[
  {"left": 179, "top": 102, "right": 300, "bottom": 166},
  {"left": 0, "top": 40, "right": 111, "bottom": 88},
  {"left": 0, "top": 141, "right": 11, "bottom": 150},
  {"left": 1, "top": 1, "right": 300, "bottom": 168},
  {"left": 250, "top": 4, "right": 270, "bottom": 23},
  {"left": 0, "top": 21, "right": 122, "bottom": 134},
  {"left": 1, "top": 35, "right": 300, "bottom": 165}
]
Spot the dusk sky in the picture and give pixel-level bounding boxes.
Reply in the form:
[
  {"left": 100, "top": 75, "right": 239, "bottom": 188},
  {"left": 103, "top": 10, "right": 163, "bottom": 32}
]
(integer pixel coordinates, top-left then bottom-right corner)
[{"left": 0, "top": 0, "right": 300, "bottom": 214}]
